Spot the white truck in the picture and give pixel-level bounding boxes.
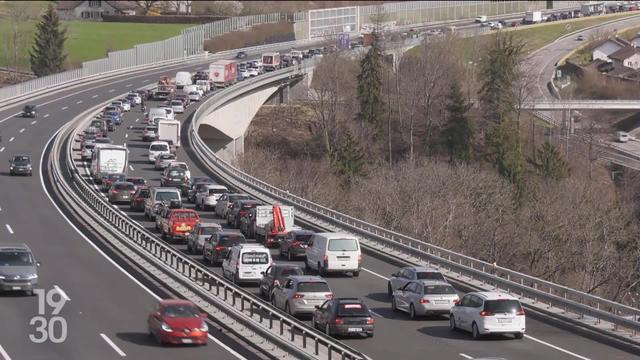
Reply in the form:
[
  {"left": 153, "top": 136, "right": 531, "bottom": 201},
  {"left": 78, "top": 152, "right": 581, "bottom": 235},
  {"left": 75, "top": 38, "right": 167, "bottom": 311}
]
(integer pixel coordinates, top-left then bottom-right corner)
[
  {"left": 90, "top": 144, "right": 129, "bottom": 183},
  {"left": 523, "top": 11, "right": 542, "bottom": 24},
  {"left": 157, "top": 119, "right": 181, "bottom": 148},
  {"left": 175, "top": 71, "right": 192, "bottom": 89},
  {"left": 254, "top": 204, "right": 294, "bottom": 246}
]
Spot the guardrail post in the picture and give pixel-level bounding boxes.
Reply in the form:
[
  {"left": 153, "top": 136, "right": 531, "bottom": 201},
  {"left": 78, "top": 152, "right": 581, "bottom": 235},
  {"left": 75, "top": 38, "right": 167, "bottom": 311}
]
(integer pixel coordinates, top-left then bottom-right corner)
[
  {"left": 240, "top": 297, "right": 245, "bottom": 311},
  {"left": 290, "top": 326, "right": 295, "bottom": 341},
  {"left": 302, "top": 331, "right": 307, "bottom": 348},
  {"left": 314, "top": 338, "right": 319, "bottom": 355},
  {"left": 269, "top": 312, "right": 273, "bottom": 329},
  {"left": 279, "top": 320, "right": 284, "bottom": 335},
  {"left": 328, "top": 345, "right": 332, "bottom": 360}
]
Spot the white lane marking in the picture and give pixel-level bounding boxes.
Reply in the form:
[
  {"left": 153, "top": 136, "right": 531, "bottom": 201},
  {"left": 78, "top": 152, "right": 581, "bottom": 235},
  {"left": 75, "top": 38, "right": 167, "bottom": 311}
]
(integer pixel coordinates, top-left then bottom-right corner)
[
  {"left": 53, "top": 285, "right": 71, "bottom": 301},
  {"left": 8, "top": 137, "right": 14, "bottom": 142},
  {"left": 61, "top": 106, "right": 68, "bottom": 110},
  {"left": 134, "top": 118, "right": 139, "bottom": 122},
  {"left": 5, "top": 224, "right": 14, "bottom": 234},
  {"left": 124, "top": 133, "right": 128, "bottom": 138},
  {"left": 0, "top": 345, "right": 12, "bottom": 360},
  {"left": 19, "top": 128, "right": 25, "bottom": 133},
  {"left": 125, "top": 84, "right": 132, "bottom": 87},
  {"left": 43, "top": 114, "right": 50, "bottom": 118},
  {"left": 128, "top": 165, "right": 134, "bottom": 171},
  {"left": 459, "top": 354, "right": 473, "bottom": 360},
  {"left": 142, "top": 79, "right": 149, "bottom": 83},
  {"left": 362, "top": 268, "right": 389, "bottom": 280},
  {"left": 0, "top": 205, "right": 2, "bottom": 211},
  {"left": 0, "top": 147, "right": 4, "bottom": 152},
  {"left": 369, "top": 310, "right": 383, "bottom": 318},
  {"left": 108, "top": 89, "right": 115, "bottom": 93},
  {"left": 123, "top": 143, "right": 127, "bottom": 148},
  {"left": 92, "top": 94, "right": 99, "bottom": 98},
  {"left": 100, "top": 333, "right": 126, "bottom": 357},
  {"left": 76, "top": 100, "right": 83, "bottom": 104},
  {"left": 525, "top": 335, "right": 591, "bottom": 360},
  {"left": 41, "top": 130, "right": 248, "bottom": 360},
  {"left": 31, "top": 120, "right": 37, "bottom": 125}
]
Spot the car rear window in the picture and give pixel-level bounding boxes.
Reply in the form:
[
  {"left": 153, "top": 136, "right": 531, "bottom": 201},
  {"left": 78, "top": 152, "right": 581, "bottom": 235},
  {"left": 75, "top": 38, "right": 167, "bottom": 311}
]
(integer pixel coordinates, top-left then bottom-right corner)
[
  {"left": 328, "top": 238, "right": 359, "bottom": 251},
  {"left": 276, "top": 267, "right": 304, "bottom": 277},
  {"left": 293, "top": 234, "right": 313, "bottom": 243},
  {"left": 156, "top": 191, "right": 179, "bottom": 202},
  {"left": 483, "top": 299, "right": 523, "bottom": 313},
  {"left": 219, "top": 235, "right": 246, "bottom": 246},
  {"left": 229, "top": 195, "right": 250, "bottom": 202},
  {"left": 241, "top": 203, "right": 258, "bottom": 210},
  {"left": 199, "top": 226, "right": 220, "bottom": 236},
  {"left": 172, "top": 212, "right": 198, "bottom": 219},
  {"left": 423, "top": 285, "right": 456, "bottom": 295},
  {"left": 127, "top": 178, "right": 146, "bottom": 185},
  {"left": 84, "top": 144, "right": 95, "bottom": 150},
  {"left": 241, "top": 252, "right": 269, "bottom": 264},
  {"left": 416, "top": 272, "right": 446, "bottom": 281},
  {"left": 150, "top": 144, "right": 168, "bottom": 151},
  {"left": 138, "top": 189, "right": 150, "bottom": 197},
  {"left": 160, "top": 154, "right": 175, "bottom": 160},
  {"left": 297, "top": 282, "right": 330, "bottom": 293},
  {"left": 208, "top": 188, "right": 226, "bottom": 195},
  {"left": 337, "top": 303, "right": 370, "bottom": 317},
  {"left": 114, "top": 183, "right": 135, "bottom": 191}
]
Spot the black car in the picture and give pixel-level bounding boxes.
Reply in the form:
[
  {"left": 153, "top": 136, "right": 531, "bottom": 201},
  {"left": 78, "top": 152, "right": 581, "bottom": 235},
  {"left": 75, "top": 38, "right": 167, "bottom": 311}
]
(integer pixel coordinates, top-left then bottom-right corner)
[
  {"left": 203, "top": 232, "right": 247, "bottom": 265},
  {"left": 9, "top": 154, "right": 32, "bottom": 176},
  {"left": 279, "top": 229, "right": 315, "bottom": 260},
  {"left": 22, "top": 105, "right": 37, "bottom": 118},
  {"left": 259, "top": 264, "right": 304, "bottom": 299},
  {"left": 312, "top": 298, "right": 375, "bottom": 338},
  {"left": 235, "top": 51, "right": 247, "bottom": 59},
  {"left": 227, "top": 200, "right": 261, "bottom": 228}
]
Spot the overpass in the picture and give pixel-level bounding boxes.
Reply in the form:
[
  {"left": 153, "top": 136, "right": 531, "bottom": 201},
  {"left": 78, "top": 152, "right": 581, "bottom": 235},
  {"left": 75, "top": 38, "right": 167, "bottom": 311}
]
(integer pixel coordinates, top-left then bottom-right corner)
[{"left": 522, "top": 100, "right": 640, "bottom": 110}]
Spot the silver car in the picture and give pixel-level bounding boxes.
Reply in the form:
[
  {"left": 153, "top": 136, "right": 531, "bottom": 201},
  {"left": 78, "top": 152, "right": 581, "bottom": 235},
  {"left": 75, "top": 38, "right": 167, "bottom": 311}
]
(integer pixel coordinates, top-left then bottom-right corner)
[
  {"left": 214, "top": 193, "right": 250, "bottom": 218},
  {"left": 108, "top": 181, "right": 136, "bottom": 204},
  {"left": 186, "top": 222, "right": 222, "bottom": 254},
  {"left": 0, "top": 244, "right": 40, "bottom": 296},
  {"left": 195, "top": 184, "right": 228, "bottom": 210},
  {"left": 391, "top": 280, "right": 459, "bottom": 319},
  {"left": 142, "top": 125, "right": 157, "bottom": 142},
  {"left": 81, "top": 142, "right": 95, "bottom": 161},
  {"left": 271, "top": 275, "right": 333, "bottom": 316},
  {"left": 154, "top": 153, "right": 176, "bottom": 170},
  {"left": 388, "top": 266, "right": 447, "bottom": 296}
]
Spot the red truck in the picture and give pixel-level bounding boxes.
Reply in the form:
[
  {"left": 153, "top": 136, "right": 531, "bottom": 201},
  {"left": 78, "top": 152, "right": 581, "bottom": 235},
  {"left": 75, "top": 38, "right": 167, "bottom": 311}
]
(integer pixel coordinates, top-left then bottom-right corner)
[
  {"left": 261, "top": 52, "right": 281, "bottom": 71},
  {"left": 209, "top": 60, "right": 237, "bottom": 88},
  {"left": 158, "top": 209, "right": 200, "bottom": 242}
]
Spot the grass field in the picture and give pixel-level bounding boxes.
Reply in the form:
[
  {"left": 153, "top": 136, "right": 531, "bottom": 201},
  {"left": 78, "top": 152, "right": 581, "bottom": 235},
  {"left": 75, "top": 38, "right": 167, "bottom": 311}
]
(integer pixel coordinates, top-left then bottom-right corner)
[{"left": 0, "top": 20, "right": 191, "bottom": 71}]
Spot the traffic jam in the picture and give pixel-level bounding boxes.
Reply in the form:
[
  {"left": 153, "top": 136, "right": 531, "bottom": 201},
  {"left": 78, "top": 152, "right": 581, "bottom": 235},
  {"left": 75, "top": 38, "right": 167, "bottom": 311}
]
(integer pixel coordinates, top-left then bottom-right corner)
[{"left": 72, "top": 50, "right": 526, "bottom": 346}]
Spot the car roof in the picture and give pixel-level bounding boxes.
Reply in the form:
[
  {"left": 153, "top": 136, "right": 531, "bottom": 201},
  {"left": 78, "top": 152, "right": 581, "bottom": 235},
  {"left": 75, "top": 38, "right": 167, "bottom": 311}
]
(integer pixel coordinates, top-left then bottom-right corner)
[
  {"left": 13, "top": 154, "right": 31, "bottom": 158},
  {"left": 0, "top": 243, "right": 31, "bottom": 252},
  {"left": 159, "top": 299, "right": 196, "bottom": 307},
  {"left": 415, "top": 280, "right": 451, "bottom": 286},
  {"left": 336, "top": 298, "right": 363, "bottom": 303},
  {"left": 113, "top": 181, "right": 134, "bottom": 185},
  {"left": 153, "top": 187, "right": 180, "bottom": 192},
  {"left": 313, "top": 232, "right": 357, "bottom": 240},
  {"left": 287, "top": 275, "right": 326, "bottom": 283},
  {"left": 199, "top": 222, "right": 221, "bottom": 227},
  {"left": 404, "top": 266, "right": 441, "bottom": 272},
  {"left": 472, "top": 291, "right": 519, "bottom": 301},
  {"left": 217, "top": 231, "right": 244, "bottom": 237},
  {"left": 290, "top": 229, "right": 314, "bottom": 235},
  {"left": 150, "top": 141, "right": 169, "bottom": 145}
]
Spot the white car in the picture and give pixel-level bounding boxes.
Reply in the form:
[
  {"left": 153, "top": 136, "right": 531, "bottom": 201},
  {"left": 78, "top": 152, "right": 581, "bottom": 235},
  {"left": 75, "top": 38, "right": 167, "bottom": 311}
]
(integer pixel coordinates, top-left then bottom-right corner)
[
  {"left": 111, "top": 101, "right": 126, "bottom": 112},
  {"left": 247, "top": 68, "right": 259, "bottom": 77},
  {"left": 81, "top": 142, "right": 96, "bottom": 161},
  {"left": 118, "top": 100, "right": 131, "bottom": 111},
  {"left": 449, "top": 291, "right": 525, "bottom": 340},
  {"left": 127, "top": 92, "right": 142, "bottom": 104},
  {"left": 148, "top": 141, "right": 171, "bottom": 163},
  {"left": 617, "top": 131, "right": 630, "bottom": 143},
  {"left": 239, "top": 69, "right": 250, "bottom": 79},
  {"left": 490, "top": 22, "right": 503, "bottom": 30},
  {"left": 188, "top": 91, "right": 201, "bottom": 102},
  {"left": 167, "top": 161, "right": 191, "bottom": 179},
  {"left": 195, "top": 184, "right": 228, "bottom": 210},
  {"left": 169, "top": 100, "right": 184, "bottom": 114}
]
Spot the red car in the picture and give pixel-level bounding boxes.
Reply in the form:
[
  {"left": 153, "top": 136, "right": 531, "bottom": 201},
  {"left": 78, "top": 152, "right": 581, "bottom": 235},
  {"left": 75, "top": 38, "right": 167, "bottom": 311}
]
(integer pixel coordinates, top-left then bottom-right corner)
[
  {"left": 148, "top": 299, "right": 208, "bottom": 345},
  {"left": 129, "top": 187, "right": 150, "bottom": 212}
]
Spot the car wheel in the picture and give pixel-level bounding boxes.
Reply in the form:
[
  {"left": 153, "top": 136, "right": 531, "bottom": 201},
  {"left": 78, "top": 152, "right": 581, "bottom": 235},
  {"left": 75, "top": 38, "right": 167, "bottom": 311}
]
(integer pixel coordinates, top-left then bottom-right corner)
[
  {"left": 304, "top": 258, "right": 310, "bottom": 272},
  {"left": 353, "top": 271, "right": 360, "bottom": 277},
  {"left": 325, "top": 324, "right": 331, "bottom": 337},
  {"left": 203, "top": 253, "right": 210, "bottom": 265},
  {"left": 449, "top": 316, "right": 457, "bottom": 331},
  {"left": 233, "top": 272, "right": 239, "bottom": 284},
  {"left": 287, "top": 250, "right": 294, "bottom": 261},
  {"left": 318, "top": 262, "right": 326, "bottom": 276},
  {"left": 195, "top": 202, "right": 200, "bottom": 210},
  {"left": 514, "top": 332, "right": 524, "bottom": 340},
  {"left": 391, "top": 297, "right": 398, "bottom": 312},
  {"left": 367, "top": 332, "right": 374, "bottom": 338},
  {"left": 387, "top": 283, "right": 393, "bottom": 298},
  {"left": 472, "top": 322, "right": 481, "bottom": 340},
  {"left": 409, "top": 304, "right": 417, "bottom": 320}
]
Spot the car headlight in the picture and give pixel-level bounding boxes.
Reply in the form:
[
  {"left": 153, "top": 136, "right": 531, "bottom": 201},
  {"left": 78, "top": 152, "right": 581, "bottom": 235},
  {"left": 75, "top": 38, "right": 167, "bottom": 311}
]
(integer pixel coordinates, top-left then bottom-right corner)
[
  {"left": 199, "top": 321, "right": 208, "bottom": 332},
  {"left": 26, "top": 165, "right": 32, "bottom": 169},
  {"left": 0, "top": 275, "right": 5, "bottom": 279},
  {"left": 26, "top": 274, "right": 38, "bottom": 280},
  {"left": 9, "top": 166, "right": 14, "bottom": 170},
  {"left": 161, "top": 322, "right": 173, "bottom": 332}
]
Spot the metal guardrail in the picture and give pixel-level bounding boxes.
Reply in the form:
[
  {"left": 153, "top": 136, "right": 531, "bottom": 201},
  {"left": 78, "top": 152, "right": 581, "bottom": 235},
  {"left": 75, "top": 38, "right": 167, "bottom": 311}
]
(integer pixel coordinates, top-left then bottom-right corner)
[
  {"left": 53, "top": 91, "right": 365, "bottom": 360},
  {"left": 188, "top": 64, "right": 640, "bottom": 343}
]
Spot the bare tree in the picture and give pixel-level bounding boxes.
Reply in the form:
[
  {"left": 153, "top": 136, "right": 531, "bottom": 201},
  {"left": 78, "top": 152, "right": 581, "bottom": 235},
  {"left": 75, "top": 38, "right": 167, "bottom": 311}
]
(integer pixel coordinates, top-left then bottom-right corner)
[
  {"left": 137, "top": 1, "right": 161, "bottom": 15},
  {"left": 5, "top": 1, "right": 40, "bottom": 77}
]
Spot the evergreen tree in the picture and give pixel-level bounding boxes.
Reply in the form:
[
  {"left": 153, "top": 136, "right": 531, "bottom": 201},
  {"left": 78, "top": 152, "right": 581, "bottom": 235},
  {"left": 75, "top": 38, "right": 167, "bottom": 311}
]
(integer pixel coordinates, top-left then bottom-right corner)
[
  {"left": 357, "top": 31, "right": 385, "bottom": 137},
  {"left": 30, "top": 3, "right": 67, "bottom": 77},
  {"left": 486, "top": 119, "right": 526, "bottom": 199},
  {"left": 444, "top": 81, "right": 473, "bottom": 164},
  {"left": 537, "top": 141, "right": 569, "bottom": 181},
  {"left": 331, "top": 131, "right": 366, "bottom": 186}
]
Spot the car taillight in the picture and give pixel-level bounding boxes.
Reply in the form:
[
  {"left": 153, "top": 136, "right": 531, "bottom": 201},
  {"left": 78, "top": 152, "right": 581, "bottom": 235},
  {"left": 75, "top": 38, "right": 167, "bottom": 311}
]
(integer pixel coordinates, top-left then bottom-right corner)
[
  {"left": 227, "top": 203, "right": 233, "bottom": 208},
  {"left": 292, "top": 293, "right": 304, "bottom": 299},
  {"left": 214, "top": 246, "right": 225, "bottom": 251},
  {"left": 239, "top": 210, "right": 247, "bottom": 216},
  {"left": 419, "top": 299, "right": 430, "bottom": 304},
  {"left": 366, "top": 317, "right": 375, "bottom": 325},
  {"left": 479, "top": 310, "right": 493, "bottom": 317},
  {"left": 453, "top": 299, "right": 460, "bottom": 305},
  {"left": 516, "top": 309, "right": 525, "bottom": 316},
  {"left": 111, "top": 189, "right": 118, "bottom": 194},
  {"left": 333, "top": 317, "right": 343, "bottom": 325},
  {"left": 357, "top": 255, "right": 363, "bottom": 264},
  {"left": 292, "top": 241, "right": 300, "bottom": 247}
]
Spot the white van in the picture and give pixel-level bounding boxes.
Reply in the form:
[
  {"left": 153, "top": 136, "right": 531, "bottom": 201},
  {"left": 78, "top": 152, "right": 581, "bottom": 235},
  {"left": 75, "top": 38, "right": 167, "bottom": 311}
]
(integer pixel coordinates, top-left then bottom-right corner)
[
  {"left": 305, "top": 233, "right": 362, "bottom": 277},
  {"left": 222, "top": 244, "right": 272, "bottom": 284},
  {"left": 148, "top": 141, "right": 171, "bottom": 163},
  {"left": 175, "top": 71, "right": 192, "bottom": 89}
]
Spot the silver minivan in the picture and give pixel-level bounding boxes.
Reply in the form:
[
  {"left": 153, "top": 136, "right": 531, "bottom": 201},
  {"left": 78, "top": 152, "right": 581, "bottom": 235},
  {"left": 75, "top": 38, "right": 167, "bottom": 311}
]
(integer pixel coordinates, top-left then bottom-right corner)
[
  {"left": 0, "top": 244, "right": 40, "bottom": 296},
  {"left": 271, "top": 275, "right": 333, "bottom": 316}
]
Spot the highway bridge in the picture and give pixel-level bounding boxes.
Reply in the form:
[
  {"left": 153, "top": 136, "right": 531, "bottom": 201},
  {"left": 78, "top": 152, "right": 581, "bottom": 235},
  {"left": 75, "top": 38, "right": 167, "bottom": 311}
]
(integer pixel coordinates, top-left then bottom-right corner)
[{"left": 1, "top": 11, "right": 640, "bottom": 360}]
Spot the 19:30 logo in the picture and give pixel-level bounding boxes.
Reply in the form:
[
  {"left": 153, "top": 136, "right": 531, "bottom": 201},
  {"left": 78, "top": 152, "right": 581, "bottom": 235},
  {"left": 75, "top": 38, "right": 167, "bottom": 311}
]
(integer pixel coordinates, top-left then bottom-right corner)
[{"left": 29, "top": 288, "right": 68, "bottom": 343}]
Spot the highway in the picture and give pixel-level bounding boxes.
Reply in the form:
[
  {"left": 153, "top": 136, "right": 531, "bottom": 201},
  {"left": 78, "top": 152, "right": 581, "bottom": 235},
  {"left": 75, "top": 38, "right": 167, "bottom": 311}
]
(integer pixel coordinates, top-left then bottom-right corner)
[
  {"left": 0, "top": 15, "right": 639, "bottom": 360},
  {"left": 68, "top": 88, "right": 639, "bottom": 359}
]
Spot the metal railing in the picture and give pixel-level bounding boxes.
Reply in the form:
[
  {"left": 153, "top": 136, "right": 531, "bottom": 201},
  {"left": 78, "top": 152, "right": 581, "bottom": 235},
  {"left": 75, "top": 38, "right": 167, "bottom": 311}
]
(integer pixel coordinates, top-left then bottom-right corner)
[
  {"left": 188, "top": 64, "right": 640, "bottom": 344},
  {"left": 52, "top": 85, "right": 365, "bottom": 360}
]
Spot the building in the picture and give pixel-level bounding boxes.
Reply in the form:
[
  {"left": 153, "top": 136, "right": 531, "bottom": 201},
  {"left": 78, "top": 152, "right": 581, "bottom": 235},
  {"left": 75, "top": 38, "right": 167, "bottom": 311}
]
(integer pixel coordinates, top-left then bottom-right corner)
[
  {"left": 609, "top": 46, "right": 640, "bottom": 70},
  {"left": 630, "top": 33, "right": 640, "bottom": 48},
  {"left": 580, "top": 2, "right": 606, "bottom": 16},
  {"left": 592, "top": 38, "right": 629, "bottom": 62},
  {"left": 56, "top": 1, "right": 139, "bottom": 21}
]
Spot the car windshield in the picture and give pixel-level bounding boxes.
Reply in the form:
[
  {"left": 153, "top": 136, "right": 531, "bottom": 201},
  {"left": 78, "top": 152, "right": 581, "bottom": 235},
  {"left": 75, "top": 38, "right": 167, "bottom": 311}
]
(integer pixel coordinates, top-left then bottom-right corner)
[
  {"left": 163, "top": 305, "right": 199, "bottom": 318},
  {"left": 156, "top": 191, "right": 179, "bottom": 202},
  {"left": 416, "top": 272, "right": 445, "bottom": 281},
  {"left": 337, "top": 303, "right": 370, "bottom": 317},
  {"left": 127, "top": 178, "right": 145, "bottom": 185},
  {"left": 171, "top": 101, "right": 182, "bottom": 106},
  {"left": 0, "top": 251, "right": 33, "bottom": 266},
  {"left": 13, "top": 156, "right": 30, "bottom": 164},
  {"left": 199, "top": 226, "right": 219, "bottom": 235},
  {"left": 145, "top": 127, "right": 156, "bottom": 132},
  {"left": 171, "top": 164, "right": 187, "bottom": 170},
  {"left": 172, "top": 211, "right": 197, "bottom": 219},
  {"left": 24, "top": 105, "right": 35, "bottom": 111},
  {"left": 423, "top": 285, "right": 456, "bottom": 295},
  {"left": 218, "top": 235, "right": 246, "bottom": 246},
  {"left": 189, "top": 92, "right": 198, "bottom": 95},
  {"left": 328, "top": 239, "right": 359, "bottom": 251},
  {"left": 95, "top": 138, "right": 111, "bottom": 144},
  {"left": 297, "top": 282, "right": 330, "bottom": 293},
  {"left": 241, "top": 252, "right": 269, "bottom": 264},
  {"left": 150, "top": 144, "right": 169, "bottom": 151},
  {"left": 484, "top": 299, "right": 523, "bottom": 313},
  {"left": 108, "top": 174, "right": 125, "bottom": 181},
  {"left": 84, "top": 144, "right": 95, "bottom": 150}
]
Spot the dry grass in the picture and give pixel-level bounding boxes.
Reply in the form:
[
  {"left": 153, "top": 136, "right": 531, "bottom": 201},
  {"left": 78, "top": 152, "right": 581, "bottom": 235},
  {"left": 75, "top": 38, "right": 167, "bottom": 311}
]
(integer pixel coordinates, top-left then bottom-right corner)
[
  {"left": 193, "top": 1, "right": 383, "bottom": 15},
  {"left": 203, "top": 22, "right": 294, "bottom": 53}
]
